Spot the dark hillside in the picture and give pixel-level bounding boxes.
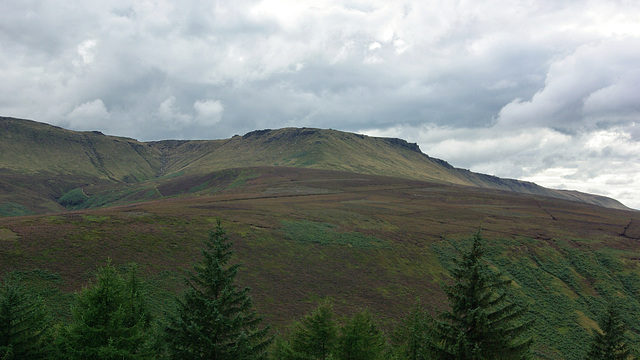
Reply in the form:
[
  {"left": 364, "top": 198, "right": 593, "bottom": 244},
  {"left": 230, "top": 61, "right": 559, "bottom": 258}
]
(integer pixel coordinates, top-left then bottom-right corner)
[{"left": 0, "top": 166, "right": 639, "bottom": 359}]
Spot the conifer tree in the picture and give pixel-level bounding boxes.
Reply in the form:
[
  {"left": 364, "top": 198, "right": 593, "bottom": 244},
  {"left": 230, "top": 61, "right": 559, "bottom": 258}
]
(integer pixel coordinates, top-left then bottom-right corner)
[
  {"left": 59, "top": 262, "right": 151, "bottom": 360},
  {"left": 164, "top": 220, "right": 272, "bottom": 360},
  {"left": 290, "top": 301, "right": 338, "bottom": 360},
  {"left": 587, "top": 302, "right": 630, "bottom": 360},
  {"left": 0, "top": 272, "right": 52, "bottom": 359},
  {"left": 392, "top": 303, "right": 432, "bottom": 360},
  {"left": 335, "top": 309, "right": 386, "bottom": 360},
  {"left": 270, "top": 301, "right": 338, "bottom": 360},
  {"left": 428, "top": 233, "right": 533, "bottom": 360}
]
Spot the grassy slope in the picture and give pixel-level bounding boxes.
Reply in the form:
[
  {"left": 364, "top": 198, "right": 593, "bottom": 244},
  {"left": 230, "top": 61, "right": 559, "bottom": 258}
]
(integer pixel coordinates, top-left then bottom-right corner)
[
  {"left": 149, "top": 128, "right": 629, "bottom": 209},
  {"left": 0, "top": 117, "right": 161, "bottom": 181},
  {"left": 0, "top": 117, "right": 166, "bottom": 214},
  {"left": 0, "top": 118, "right": 629, "bottom": 213},
  {"left": 159, "top": 128, "right": 510, "bottom": 187},
  {"left": 1, "top": 167, "right": 639, "bottom": 359}
]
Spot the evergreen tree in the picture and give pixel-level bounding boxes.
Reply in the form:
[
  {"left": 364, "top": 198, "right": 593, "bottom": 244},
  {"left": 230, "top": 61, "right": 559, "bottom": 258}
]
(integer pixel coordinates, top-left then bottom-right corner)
[
  {"left": 335, "top": 309, "right": 386, "bottom": 360},
  {"left": 392, "top": 302, "right": 432, "bottom": 360},
  {"left": 587, "top": 302, "right": 630, "bottom": 360},
  {"left": 59, "top": 262, "right": 151, "bottom": 360},
  {"left": 268, "top": 335, "right": 300, "bottom": 360},
  {"left": 428, "top": 233, "right": 533, "bottom": 360},
  {"left": 0, "top": 272, "right": 52, "bottom": 359},
  {"left": 290, "top": 301, "right": 338, "bottom": 360},
  {"left": 164, "top": 220, "right": 272, "bottom": 360},
  {"left": 270, "top": 301, "right": 338, "bottom": 360}
]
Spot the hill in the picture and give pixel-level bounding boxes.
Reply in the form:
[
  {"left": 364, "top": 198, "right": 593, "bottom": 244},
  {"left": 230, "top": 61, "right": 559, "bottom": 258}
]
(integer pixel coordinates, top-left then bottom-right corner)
[
  {"left": 0, "top": 117, "right": 629, "bottom": 215},
  {"left": 2, "top": 116, "right": 640, "bottom": 358},
  {"left": 1, "top": 166, "right": 639, "bottom": 359}
]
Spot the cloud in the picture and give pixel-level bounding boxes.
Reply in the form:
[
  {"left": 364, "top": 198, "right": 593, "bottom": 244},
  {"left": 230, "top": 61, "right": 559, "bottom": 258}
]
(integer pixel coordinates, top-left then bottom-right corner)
[
  {"left": 1, "top": 0, "right": 639, "bottom": 207},
  {"left": 74, "top": 39, "right": 97, "bottom": 67},
  {"left": 157, "top": 96, "right": 192, "bottom": 125},
  {"left": 497, "top": 38, "right": 640, "bottom": 131},
  {"left": 194, "top": 99, "right": 224, "bottom": 124},
  {"left": 66, "top": 99, "right": 111, "bottom": 129}
]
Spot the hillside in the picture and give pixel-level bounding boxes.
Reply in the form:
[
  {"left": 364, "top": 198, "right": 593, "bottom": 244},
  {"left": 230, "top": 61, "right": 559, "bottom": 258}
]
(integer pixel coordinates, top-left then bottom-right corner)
[
  {"left": 0, "top": 117, "right": 628, "bottom": 215},
  {"left": 1, "top": 166, "right": 639, "bottom": 359},
  {"left": 2, "top": 116, "right": 640, "bottom": 358}
]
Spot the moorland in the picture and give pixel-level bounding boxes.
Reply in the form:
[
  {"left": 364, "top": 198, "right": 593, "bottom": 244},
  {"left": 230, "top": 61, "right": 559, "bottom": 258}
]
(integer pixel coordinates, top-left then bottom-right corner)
[{"left": 1, "top": 116, "right": 640, "bottom": 359}]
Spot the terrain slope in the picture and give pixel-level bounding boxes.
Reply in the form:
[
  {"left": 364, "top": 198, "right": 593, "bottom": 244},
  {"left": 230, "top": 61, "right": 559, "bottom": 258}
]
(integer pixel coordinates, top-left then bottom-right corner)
[
  {"left": 0, "top": 167, "right": 639, "bottom": 359},
  {"left": 0, "top": 116, "right": 628, "bottom": 215}
]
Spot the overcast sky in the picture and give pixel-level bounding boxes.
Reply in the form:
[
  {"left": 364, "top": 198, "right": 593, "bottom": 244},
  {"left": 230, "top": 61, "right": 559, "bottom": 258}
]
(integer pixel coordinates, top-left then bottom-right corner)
[{"left": 1, "top": 1, "right": 639, "bottom": 209}]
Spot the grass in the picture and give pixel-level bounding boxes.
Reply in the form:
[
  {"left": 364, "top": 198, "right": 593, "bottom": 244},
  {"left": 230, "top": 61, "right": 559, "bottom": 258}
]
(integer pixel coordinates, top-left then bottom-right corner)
[
  {"left": 58, "top": 188, "right": 89, "bottom": 208},
  {"left": 281, "top": 220, "right": 389, "bottom": 248},
  {"left": 0, "top": 228, "right": 19, "bottom": 241},
  {"left": 0, "top": 202, "right": 34, "bottom": 217}
]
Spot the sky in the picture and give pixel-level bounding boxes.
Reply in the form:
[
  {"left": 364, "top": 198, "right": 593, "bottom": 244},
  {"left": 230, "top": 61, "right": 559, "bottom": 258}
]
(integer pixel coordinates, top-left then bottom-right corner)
[{"left": 1, "top": 1, "right": 639, "bottom": 209}]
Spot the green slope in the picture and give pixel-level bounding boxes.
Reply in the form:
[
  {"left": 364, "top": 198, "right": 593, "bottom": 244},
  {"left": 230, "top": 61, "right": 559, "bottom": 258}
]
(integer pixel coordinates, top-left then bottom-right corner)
[
  {"left": 0, "top": 117, "right": 161, "bottom": 181},
  {"left": 0, "top": 117, "right": 629, "bottom": 214},
  {"left": 148, "top": 127, "right": 629, "bottom": 210},
  {"left": 149, "top": 128, "right": 460, "bottom": 183}
]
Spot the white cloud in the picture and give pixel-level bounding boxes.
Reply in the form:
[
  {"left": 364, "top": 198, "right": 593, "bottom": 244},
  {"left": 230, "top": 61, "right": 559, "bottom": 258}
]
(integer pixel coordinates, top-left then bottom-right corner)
[
  {"left": 73, "top": 39, "right": 97, "bottom": 67},
  {"left": 66, "top": 99, "right": 110, "bottom": 128},
  {"left": 497, "top": 38, "right": 640, "bottom": 130},
  {"left": 158, "top": 96, "right": 192, "bottom": 126},
  {"left": 194, "top": 99, "right": 224, "bottom": 124}
]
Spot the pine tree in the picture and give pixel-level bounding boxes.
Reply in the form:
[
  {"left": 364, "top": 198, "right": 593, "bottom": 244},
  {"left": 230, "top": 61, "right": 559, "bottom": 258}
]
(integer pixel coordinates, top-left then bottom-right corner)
[
  {"left": 428, "top": 233, "right": 533, "bottom": 360},
  {"left": 268, "top": 336, "right": 300, "bottom": 360},
  {"left": 392, "top": 302, "right": 432, "bottom": 360},
  {"left": 290, "top": 301, "right": 338, "bottom": 360},
  {"left": 270, "top": 301, "right": 338, "bottom": 360},
  {"left": 60, "top": 262, "right": 151, "bottom": 360},
  {"left": 0, "top": 272, "right": 52, "bottom": 359},
  {"left": 587, "top": 302, "right": 630, "bottom": 360},
  {"left": 164, "top": 220, "right": 272, "bottom": 360},
  {"left": 335, "top": 309, "right": 387, "bottom": 360}
]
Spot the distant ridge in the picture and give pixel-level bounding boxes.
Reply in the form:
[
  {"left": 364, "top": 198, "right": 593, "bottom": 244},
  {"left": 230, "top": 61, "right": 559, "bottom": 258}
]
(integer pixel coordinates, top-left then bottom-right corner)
[{"left": 0, "top": 116, "right": 630, "bottom": 214}]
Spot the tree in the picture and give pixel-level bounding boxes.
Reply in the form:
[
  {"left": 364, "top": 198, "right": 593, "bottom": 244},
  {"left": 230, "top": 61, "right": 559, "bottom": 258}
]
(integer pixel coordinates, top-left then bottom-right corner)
[
  {"left": 59, "top": 262, "right": 151, "bottom": 360},
  {"left": 428, "top": 233, "right": 533, "bottom": 360},
  {"left": 291, "top": 301, "right": 338, "bottom": 360},
  {"left": 392, "top": 302, "right": 432, "bottom": 360},
  {"left": 0, "top": 272, "right": 52, "bottom": 359},
  {"left": 164, "top": 220, "right": 272, "bottom": 359},
  {"left": 587, "top": 302, "right": 630, "bottom": 360},
  {"left": 271, "top": 300, "right": 338, "bottom": 360},
  {"left": 335, "top": 309, "right": 387, "bottom": 360}
]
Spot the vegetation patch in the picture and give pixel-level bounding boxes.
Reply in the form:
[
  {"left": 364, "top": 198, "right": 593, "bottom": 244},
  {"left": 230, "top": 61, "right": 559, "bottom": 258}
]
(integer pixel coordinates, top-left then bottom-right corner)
[
  {"left": 188, "top": 180, "right": 212, "bottom": 193},
  {"left": 0, "top": 202, "right": 34, "bottom": 217},
  {"left": 5, "top": 268, "right": 73, "bottom": 320},
  {"left": 227, "top": 171, "right": 260, "bottom": 190},
  {"left": 81, "top": 214, "right": 110, "bottom": 222},
  {"left": 58, "top": 187, "right": 89, "bottom": 208},
  {"left": 0, "top": 227, "right": 18, "bottom": 241},
  {"left": 281, "top": 220, "right": 389, "bottom": 248},
  {"left": 77, "top": 186, "right": 155, "bottom": 209},
  {"left": 431, "top": 237, "right": 640, "bottom": 359}
]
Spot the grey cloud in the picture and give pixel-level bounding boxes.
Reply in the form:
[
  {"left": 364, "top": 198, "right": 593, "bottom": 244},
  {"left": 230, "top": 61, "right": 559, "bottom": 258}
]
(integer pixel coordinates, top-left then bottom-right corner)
[
  {"left": 497, "top": 39, "right": 640, "bottom": 131},
  {"left": 1, "top": 0, "right": 639, "bottom": 207}
]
